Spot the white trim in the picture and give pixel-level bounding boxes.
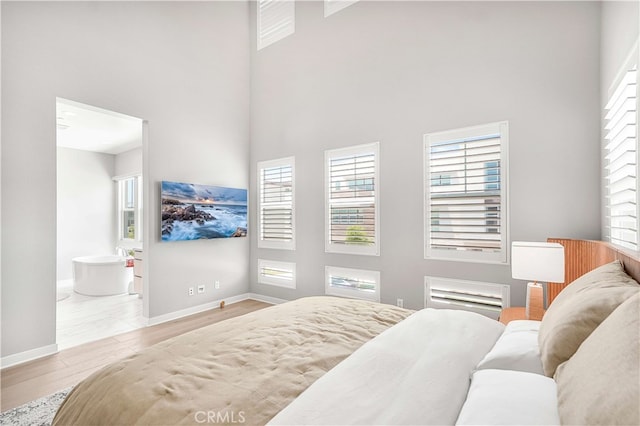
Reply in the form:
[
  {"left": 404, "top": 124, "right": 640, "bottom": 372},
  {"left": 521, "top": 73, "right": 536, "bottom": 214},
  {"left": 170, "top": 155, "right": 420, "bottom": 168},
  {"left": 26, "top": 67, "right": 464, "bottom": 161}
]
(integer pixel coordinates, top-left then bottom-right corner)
[
  {"left": 248, "top": 292, "right": 287, "bottom": 305},
  {"left": 325, "top": 265, "right": 380, "bottom": 302},
  {"left": 1, "top": 343, "right": 58, "bottom": 369},
  {"left": 112, "top": 172, "right": 141, "bottom": 182},
  {"left": 257, "top": 258, "right": 296, "bottom": 289},
  {"left": 324, "top": 142, "right": 380, "bottom": 256},
  {"left": 147, "top": 294, "right": 249, "bottom": 326},
  {"left": 423, "top": 121, "right": 509, "bottom": 264},
  {"left": 257, "top": 156, "right": 296, "bottom": 250}
]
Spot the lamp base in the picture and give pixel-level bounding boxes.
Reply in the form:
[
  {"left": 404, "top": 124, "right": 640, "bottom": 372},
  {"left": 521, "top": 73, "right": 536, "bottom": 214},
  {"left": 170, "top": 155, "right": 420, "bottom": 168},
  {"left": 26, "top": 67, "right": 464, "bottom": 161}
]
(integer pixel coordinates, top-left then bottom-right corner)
[{"left": 525, "top": 282, "right": 544, "bottom": 320}]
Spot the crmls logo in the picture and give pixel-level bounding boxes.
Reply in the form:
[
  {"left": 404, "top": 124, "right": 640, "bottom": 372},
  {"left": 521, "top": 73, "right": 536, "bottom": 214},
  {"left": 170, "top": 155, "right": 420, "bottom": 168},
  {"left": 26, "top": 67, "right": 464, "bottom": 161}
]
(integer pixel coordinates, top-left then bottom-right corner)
[{"left": 194, "top": 411, "right": 246, "bottom": 424}]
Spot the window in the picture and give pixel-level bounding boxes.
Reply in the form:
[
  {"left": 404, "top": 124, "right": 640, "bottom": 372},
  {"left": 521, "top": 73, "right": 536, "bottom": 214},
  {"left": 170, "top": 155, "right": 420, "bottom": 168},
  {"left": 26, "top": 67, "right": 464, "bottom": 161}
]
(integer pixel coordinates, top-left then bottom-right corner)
[
  {"left": 424, "top": 276, "right": 510, "bottom": 320},
  {"left": 324, "top": 0, "right": 359, "bottom": 17},
  {"left": 258, "top": 259, "right": 296, "bottom": 289},
  {"left": 325, "top": 142, "right": 379, "bottom": 255},
  {"left": 325, "top": 266, "right": 380, "bottom": 302},
  {"left": 604, "top": 64, "right": 638, "bottom": 250},
  {"left": 424, "top": 122, "right": 509, "bottom": 264},
  {"left": 117, "top": 175, "right": 142, "bottom": 242},
  {"left": 257, "top": 157, "right": 295, "bottom": 250},
  {"left": 258, "top": 0, "right": 295, "bottom": 50}
]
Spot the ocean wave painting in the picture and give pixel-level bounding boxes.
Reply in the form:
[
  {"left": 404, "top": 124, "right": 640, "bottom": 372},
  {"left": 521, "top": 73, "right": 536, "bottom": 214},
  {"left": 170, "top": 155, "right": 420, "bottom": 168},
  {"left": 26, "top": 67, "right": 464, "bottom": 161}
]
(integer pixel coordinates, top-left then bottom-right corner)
[{"left": 161, "top": 181, "right": 247, "bottom": 241}]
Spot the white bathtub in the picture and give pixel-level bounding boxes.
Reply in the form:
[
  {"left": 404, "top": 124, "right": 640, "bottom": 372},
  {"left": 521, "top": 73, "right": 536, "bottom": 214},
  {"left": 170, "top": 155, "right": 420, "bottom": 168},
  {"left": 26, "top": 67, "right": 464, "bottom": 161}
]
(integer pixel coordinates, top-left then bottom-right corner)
[{"left": 72, "top": 255, "right": 133, "bottom": 296}]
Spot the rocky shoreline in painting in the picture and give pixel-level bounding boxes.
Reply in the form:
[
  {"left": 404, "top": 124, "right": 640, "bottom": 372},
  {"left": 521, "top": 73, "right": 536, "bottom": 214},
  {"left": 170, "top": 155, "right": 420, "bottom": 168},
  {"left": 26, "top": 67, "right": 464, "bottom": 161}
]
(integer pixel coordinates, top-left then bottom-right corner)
[{"left": 162, "top": 198, "right": 247, "bottom": 240}]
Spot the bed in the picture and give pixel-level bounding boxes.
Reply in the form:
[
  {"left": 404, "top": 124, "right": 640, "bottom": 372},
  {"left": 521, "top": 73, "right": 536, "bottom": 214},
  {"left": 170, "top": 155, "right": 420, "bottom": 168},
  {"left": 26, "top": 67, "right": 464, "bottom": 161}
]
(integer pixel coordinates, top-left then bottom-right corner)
[{"left": 53, "top": 239, "right": 640, "bottom": 425}]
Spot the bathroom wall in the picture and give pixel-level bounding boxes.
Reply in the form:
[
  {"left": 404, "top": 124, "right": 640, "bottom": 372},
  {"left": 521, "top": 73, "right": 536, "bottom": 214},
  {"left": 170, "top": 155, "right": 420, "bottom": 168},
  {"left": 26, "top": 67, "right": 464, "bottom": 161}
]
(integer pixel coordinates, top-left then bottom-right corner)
[
  {"left": 115, "top": 147, "right": 142, "bottom": 177},
  {"left": 56, "top": 147, "right": 117, "bottom": 281}
]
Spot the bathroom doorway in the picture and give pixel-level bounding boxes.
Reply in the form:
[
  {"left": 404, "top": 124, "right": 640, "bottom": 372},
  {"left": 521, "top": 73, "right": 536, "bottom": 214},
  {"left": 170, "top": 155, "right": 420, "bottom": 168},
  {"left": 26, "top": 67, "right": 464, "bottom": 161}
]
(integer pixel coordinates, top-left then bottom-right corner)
[{"left": 55, "top": 98, "right": 146, "bottom": 350}]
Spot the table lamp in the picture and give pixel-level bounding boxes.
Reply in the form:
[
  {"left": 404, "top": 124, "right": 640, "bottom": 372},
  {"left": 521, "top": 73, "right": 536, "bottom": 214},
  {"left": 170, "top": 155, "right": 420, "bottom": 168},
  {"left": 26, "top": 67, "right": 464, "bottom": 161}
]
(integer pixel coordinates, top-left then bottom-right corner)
[{"left": 511, "top": 241, "right": 565, "bottom": 320}]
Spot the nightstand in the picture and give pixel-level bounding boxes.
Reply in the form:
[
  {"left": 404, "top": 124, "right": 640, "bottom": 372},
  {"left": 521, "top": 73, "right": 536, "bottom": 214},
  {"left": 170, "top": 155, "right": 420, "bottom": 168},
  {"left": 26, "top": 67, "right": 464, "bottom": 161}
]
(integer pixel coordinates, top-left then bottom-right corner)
[{"left": 499, "top": 307, "right": 545, "bottom": 325}]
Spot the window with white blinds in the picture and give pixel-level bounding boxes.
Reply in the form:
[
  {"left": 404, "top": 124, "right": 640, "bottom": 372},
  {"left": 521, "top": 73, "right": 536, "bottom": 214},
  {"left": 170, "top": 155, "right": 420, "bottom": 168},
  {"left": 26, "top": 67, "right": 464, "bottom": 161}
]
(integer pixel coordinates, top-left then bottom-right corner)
[
  {"left": 258, "top": 259, "right": 296, "bottom": 289},
  {"left": 424, "top": 276, "right": 510, "bottom": 320},
  {"left": 257, "top": 0, "right": 295, "bottom": 51},
  {"left": 257, "top": 157, "right": 295, "bottom": 250},
  {"left": 424, "top": 122, "right": 509, "bottom": 264},
  {"left": 325, "top": 142, "right": 379, "bottom": 256},
  {"left": 325, "top": 266, "right": 380, "bottom": 302},
  {"left": 605, "top": 65, "right": 638, "bottom": 250},
  {"left": 324, "top": 0, "right": 359, "bottom": 17}
]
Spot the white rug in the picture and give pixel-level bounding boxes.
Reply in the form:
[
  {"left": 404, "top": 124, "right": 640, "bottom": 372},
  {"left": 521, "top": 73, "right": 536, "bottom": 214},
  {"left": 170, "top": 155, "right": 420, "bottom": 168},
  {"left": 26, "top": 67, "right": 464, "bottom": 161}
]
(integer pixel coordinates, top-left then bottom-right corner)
[{"left": 0, "top": 387, "right": 72, "bottom": 426}]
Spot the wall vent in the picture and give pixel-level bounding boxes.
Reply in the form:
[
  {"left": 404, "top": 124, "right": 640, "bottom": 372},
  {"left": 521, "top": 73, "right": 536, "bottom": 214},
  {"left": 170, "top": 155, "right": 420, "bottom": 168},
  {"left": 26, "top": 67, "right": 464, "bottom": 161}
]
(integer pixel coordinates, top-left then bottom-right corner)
[{"left": 424, "top": 276, "right": 510, "bottom": 320}]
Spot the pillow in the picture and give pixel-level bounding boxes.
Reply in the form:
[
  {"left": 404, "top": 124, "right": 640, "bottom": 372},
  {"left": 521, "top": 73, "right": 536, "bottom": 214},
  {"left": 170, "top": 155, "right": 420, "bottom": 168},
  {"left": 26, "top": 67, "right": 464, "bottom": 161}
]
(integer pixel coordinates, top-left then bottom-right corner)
[
  {"left": 455, "top": 369, "right": 559, "bottom": 425},
  {"left": 476, "top": 320, "right": 543, "bottom": 375},
  {"left": 554, "top": 293, "right": 640, "bottom": 426},
  {"left": 538, "top": 260, "right": 640, "bottom": 376}
]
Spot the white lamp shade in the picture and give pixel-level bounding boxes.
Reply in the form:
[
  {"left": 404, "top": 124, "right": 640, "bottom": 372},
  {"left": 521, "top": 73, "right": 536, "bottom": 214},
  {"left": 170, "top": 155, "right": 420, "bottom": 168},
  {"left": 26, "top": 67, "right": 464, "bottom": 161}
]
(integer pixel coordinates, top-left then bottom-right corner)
[{"left": 512, "top": 241, "right": 565, "bottom": 283}]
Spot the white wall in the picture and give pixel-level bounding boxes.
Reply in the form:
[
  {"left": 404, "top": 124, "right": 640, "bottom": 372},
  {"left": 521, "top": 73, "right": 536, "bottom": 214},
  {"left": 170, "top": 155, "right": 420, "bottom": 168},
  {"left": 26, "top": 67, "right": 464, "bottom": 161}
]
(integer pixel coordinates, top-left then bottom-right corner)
[
  {"left": 57, "top": 148, "right": 116, "bottom": 280},
  {"left": 1, "top": 2, "right": 250, "bottom": 358},
  {"left": 249, "top": 1, "right": 602, "bottom": 309},
  {"left": 115, "top": 147, "right": 142, "bottom": 177},
  {"left": 600, "top": 1, "right": 639, "bottom": 238}
]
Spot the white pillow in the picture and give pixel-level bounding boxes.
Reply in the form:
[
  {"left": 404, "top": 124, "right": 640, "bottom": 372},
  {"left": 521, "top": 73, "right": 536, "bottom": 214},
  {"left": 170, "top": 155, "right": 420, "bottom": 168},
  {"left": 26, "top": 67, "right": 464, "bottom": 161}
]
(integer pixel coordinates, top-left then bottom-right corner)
[
  {"left": 455, "top": 369, "right": 560, "bottom": 425},
  {"left": 475, "top": 320, "right": 544, "bottom": 375}
]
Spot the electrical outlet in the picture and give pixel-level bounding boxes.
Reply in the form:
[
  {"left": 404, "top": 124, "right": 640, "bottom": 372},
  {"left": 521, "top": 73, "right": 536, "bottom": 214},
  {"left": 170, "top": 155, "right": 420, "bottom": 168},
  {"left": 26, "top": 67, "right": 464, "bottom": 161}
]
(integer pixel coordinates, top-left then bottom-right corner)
[
  {"left": 197, "top": 285, "right": 205, "bottom": 294},
  {"left": 188, "top": 287, "right": 194, "bottom": 296},
  {"left": 397, "top": 298, "right": 404, "bottom": 308},
  {"left": 214, "top": 280, "right": 220, "bottom": 290}
]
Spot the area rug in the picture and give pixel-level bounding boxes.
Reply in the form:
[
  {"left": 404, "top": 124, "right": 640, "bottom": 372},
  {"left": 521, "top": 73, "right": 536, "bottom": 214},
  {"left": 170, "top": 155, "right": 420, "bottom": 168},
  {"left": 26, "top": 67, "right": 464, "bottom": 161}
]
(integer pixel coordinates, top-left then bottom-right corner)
[{"left": 0, "top": 387, "right": 72, "bottom": 426}]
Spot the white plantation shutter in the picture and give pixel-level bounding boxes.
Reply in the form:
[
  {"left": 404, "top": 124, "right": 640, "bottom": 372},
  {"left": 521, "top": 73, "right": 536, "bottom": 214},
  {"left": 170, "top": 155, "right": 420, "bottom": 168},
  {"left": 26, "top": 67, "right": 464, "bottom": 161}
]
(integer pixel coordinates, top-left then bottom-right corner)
[
  {"left": 605, "top": 67, "right": 638, "bottom": 250},
  {"left": 325, "top": 142, "right": 379, "bottom": 255},
  {"left": 258, "top": 157, "right": 295, "bottom": 250},
  {"left": 424, "top": 276, "right": 510, "bottom": 320},
  {"left": 325, "top": 266, "right": 380, "bottom": 302},
  {"left": 258, "top": 0, "right": 295, "bottom": 50},
  {"left": 258, "top": 259, "right": 296, "bottom": 289},
  {"left": 424, "top": 122, "right": 509, "bottom": 264}
]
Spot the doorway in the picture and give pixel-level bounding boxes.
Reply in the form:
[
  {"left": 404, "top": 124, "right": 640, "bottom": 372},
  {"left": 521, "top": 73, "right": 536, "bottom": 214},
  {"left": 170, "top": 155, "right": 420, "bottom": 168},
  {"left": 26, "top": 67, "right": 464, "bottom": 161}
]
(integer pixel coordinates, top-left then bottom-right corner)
[{"left": 55, "top": 98, "right": 146, "bottom": 350}]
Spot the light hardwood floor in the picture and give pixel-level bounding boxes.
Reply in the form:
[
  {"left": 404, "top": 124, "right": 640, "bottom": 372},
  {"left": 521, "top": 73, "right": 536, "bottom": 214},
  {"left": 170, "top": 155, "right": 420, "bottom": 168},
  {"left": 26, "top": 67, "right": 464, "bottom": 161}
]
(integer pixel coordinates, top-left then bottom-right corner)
[{"left": 1, "top": 299, "right": 270, "bottom": 412}]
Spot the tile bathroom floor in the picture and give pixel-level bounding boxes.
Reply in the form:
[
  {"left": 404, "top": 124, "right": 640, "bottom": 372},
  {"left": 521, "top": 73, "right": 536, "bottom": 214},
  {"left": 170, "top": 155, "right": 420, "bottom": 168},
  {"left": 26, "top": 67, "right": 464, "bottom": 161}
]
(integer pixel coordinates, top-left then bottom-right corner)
[{"left": 56, "top": 280, "right": 147, "bottom": 350}]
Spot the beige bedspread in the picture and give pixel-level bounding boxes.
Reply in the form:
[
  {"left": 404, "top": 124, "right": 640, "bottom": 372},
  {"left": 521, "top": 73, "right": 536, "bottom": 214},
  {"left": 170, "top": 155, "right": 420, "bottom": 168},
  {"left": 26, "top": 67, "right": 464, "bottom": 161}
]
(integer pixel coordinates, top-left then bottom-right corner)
[{"left": 53, "top": 296, "right": 412, "bottom": 425}]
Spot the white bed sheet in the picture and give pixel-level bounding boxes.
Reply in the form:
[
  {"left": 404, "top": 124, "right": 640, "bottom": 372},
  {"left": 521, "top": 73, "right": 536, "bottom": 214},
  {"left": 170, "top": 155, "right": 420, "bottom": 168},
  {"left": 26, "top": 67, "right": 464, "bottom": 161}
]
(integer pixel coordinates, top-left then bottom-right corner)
[{"left": 269, "top": 308, "right": 505, "bottom": 425}]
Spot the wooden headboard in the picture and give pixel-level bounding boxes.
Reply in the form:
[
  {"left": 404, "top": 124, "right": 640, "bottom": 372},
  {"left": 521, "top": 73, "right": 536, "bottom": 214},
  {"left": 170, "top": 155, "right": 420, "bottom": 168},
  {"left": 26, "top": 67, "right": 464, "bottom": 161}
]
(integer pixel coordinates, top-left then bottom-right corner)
[{"left": 546, "top": 238, "right": 640, "bottom": 306}]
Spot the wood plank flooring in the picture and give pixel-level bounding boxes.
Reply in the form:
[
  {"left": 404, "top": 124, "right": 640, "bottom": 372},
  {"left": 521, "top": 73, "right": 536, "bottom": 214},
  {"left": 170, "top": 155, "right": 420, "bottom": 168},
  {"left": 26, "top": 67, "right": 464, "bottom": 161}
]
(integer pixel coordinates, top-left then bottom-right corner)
[{"left": 0, "top": 299, "right": 270, "bottom": 412}]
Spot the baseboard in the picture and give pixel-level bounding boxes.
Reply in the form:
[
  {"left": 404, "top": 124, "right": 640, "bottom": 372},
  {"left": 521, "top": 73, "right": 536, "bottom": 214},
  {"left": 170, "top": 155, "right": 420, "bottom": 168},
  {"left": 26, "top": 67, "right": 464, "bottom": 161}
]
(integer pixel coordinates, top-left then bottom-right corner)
[
  {"left": 147, "top": 293, "right": 250, "bottom": 326},
  {"left": 247, "top": 293, "right": 288, "bottom": 305},
  {"left": 1, "top": 343, "right": 59, "bottom": 369}
]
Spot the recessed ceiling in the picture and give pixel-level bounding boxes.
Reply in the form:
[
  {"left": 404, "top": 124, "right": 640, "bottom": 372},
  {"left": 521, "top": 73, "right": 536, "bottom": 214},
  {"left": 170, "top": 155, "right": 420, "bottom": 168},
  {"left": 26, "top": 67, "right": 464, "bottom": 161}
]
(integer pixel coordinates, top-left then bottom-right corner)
[{"left": 56, "top": 98, "right": 142, "bottom": 155}]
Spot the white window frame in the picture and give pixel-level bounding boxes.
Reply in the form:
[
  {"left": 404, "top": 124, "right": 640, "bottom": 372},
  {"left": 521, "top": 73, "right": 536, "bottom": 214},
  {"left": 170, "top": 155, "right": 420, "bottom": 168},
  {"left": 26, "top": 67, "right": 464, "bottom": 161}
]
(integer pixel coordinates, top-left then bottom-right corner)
[
  {"left": 257, "top": 259, "right": 296, "bottom": 289},
  {"left": 257, "top": 157, "right": 295, "bottom": 250},
  {"left": 325, "top": 266, "right": 380, "bottom": 302},
  {"left": 424, "top": 121, "right": 509, "bottom": 264},
  {"left": 115, "top": 174, "right": 143, "bottom": 243},
  {"left": 325, "top": 142, "right": 380, "bottom": 256},
  {"left": 257, "top": 0, "right": 295, "bottom": 51},
  {"left": 324, "top": 0, "right": 359, "bottom": 17},
  {"left": 604, "top": 42, "right": 639, "bottom": 250}
]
